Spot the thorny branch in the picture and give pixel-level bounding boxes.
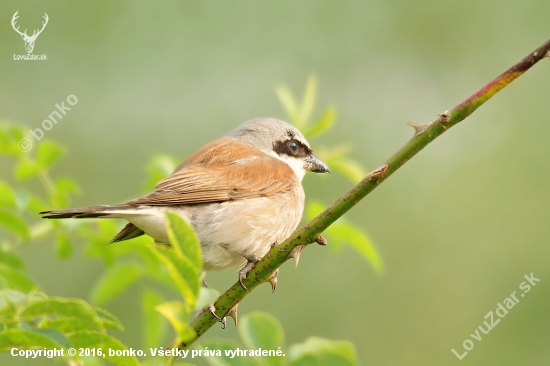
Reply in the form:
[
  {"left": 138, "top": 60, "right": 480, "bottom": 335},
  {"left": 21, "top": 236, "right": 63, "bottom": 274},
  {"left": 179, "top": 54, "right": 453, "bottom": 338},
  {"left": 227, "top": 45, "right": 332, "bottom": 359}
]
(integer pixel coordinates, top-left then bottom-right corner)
[{"left": 180, "top": 38, "right": 550, "bottom": 350}]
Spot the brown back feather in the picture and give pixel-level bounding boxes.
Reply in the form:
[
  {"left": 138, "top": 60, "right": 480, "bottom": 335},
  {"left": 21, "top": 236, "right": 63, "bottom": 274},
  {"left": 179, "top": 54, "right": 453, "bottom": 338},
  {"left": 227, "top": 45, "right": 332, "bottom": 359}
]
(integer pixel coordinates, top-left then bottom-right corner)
[{"left": 127, "top": 138, "right": 297, "bottom": 206}]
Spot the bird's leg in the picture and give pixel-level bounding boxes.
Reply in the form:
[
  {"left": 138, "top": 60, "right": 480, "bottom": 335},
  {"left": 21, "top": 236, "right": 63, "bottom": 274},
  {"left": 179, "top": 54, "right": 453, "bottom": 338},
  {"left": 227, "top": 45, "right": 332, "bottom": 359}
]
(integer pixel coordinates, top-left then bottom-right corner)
[
  {"left": 196, "top": 277, "right": 224, "bottom": 325},
  {"left": 239, "top": 254, "right": 261, "bottom": 290},
  {"left": 238, "top": 261, "right": 256, "bottom": 290}
]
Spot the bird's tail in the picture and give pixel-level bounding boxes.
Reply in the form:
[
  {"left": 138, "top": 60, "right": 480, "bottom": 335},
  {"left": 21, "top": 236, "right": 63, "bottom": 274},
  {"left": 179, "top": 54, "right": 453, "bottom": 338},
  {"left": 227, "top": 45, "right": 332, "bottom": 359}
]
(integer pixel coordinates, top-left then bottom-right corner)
[
  {"left": 39, "top": 205, "right": 135, "bottom": 219},
  {"left": 39, "top": 206, "right": 122, "bottom": 219},
  {"left": 40, "top": 205, "right": 146, "bottom": 243}
]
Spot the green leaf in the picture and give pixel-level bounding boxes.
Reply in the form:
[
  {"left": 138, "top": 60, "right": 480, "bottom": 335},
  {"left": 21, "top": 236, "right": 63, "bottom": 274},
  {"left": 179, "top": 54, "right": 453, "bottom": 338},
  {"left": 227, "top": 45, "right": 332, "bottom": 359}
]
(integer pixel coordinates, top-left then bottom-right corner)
[
  {"left": 0, "top": 181, "right": 16, "bottom": 207},
  {"left": 56, "top": 232, "right": 73, "bottom": 260},
  {"left": 304, "top": 106, "right": 336, "bottom": 138},
  {"left": 306, "top": 201, "right": 384, "bottom": 274},
  {"left": 0, "top": 265, "right": 35, "bottom": 292},
  {"left": 142, "top": 359, "right": 196, "bottom": 366},
  {"left": 165, "top": 212, "right": 202, "bottom": 271},
  {"left": 142, "top": 287, "right": 166, "bottom": 347},
  {"left": 289, "top": 337, "right": 359, "bottom": 366},
  {"left": 155, "top": 301, "right": 195, "bottom": 343},
  {"left": 20, "top": 325, "right": 71, "bottom": 348},
  {"left": 141, "top": 359, "right": 169, "bottom": 366},
  {"left": 55, "top": 177, "right": 80, "bottom": 195},
  {"left": 327, "top": 158, "right": 367, "bottom": 184},
  {"left": 67, "top": 331, "right": 140, "bottom": 366},
  {"left": 95, "top": 307, "right": 124, "bottom": 331},
  {"left": 276, "top": 75, "right": 319, "bottom": 129},
  {"left": 194, "top": 287, "right": 220, "bottom": 312},
  {"left": 0, "top": 125, "right": 27, "bottom": 156},
  {"left": 315, "top": 144, "right": 367, "bottom": 184},
  {"left": 199, "top": 339, "right": 258, "bottom": 366},
  {"left": 90, "top": 262, "right": 142, "bottom": 305},
  {"left": 20, "top": 298, "right": 101, "bottom": 326},
  {"left": 51, "top": 177, "right": 80, "bottom": 208},
  {"left": 0, "top": 289, "right": 27, "bottom": 320},
  {"left": 39, "top": 316, "right": 103, "bottom": 333},
  {"left": 0, "top": 329, "right": 65, "bottom": 352},
  {"left": 0, "top": 290, "right": 45, "bottom": 310},
  {"left": 0, "top": 210, "right": 30, "bottom": 239},
  {"left": 36, "top": 141, "right": 65, "bottom": 169},
  {"left": 0, "top": 126, "right": 13, "bottom": 155},
  {"left": 239, "top": 312, "right": 285, "bottom": 366},
  {"left": 15, "top": 160, "right": 40, "bottom": 180},
  {"left": 0, "top": 249, "right": 25, "bottom": 270},
  {"left": 149, "top": 244, "right": 199, "bottom": 308},
  {"left": 28, "top": 221, "right": 54, "bottom": 241},
  {"left": 328, "top": 222, "right": 384, "bottom": 274},
  {"left": 132, "top": 243, "right": 168, "bottom": 283},
  {"left": 298, "top": 75, "right": 318, "bottom": 129},
  {"left": 25, "top": 194, "right": 48, "bottom": 213},
  {"left": 275, "top": 85, "right": 299, "bottom": 126},
  {"left": 83, "top": 221, "right": 119, "bottom": 266}
]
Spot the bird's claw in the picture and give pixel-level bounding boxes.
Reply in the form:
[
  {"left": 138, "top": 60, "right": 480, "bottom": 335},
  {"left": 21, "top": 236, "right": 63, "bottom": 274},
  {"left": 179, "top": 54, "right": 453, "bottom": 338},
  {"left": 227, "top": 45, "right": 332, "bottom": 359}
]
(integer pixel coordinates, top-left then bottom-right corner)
[
  {"left": 210, "top": 303, "right": 239, "bottom": 329},
  {"left": 208, "top": 304, "right": 222, "bottom": 322},
  {"left": 239, "top": 260, "right": 257, "bottom": 289}
]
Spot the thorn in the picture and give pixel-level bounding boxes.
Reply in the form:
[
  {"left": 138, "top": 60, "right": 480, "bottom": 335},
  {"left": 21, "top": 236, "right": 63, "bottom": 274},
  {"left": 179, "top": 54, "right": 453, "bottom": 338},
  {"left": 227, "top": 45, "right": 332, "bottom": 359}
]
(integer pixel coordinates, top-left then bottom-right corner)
[
  {"left": 407, "top": 122, "right": 430, "bottom": 137},
  {"left": 227, "top": 302, "right": 239, "bottom": 326},
  {"left": 366, "top": 163, "right": 389, "bottom": 182},
  {"left": 438, "top": 111, "right": 450, "bottom": 123},
  {"left": 220, "top": 317, "right": 227, "bottom": 329},
  {"left": 266, "top": 268, "right": 279, "bottom": 293},
  {"left": 316, "top": 235, "right": 328, "bottom": 246},
  {"left": 287, "top": 244, "right": 305, "bottom": 268}
]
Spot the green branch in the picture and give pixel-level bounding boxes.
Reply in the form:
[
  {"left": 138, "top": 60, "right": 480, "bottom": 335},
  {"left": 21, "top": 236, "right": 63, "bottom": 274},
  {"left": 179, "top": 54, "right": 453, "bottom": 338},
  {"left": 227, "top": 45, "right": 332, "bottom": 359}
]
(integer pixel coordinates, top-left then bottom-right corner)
[{"left": 184, "top": 38, "right": 550, "bottom": 348}]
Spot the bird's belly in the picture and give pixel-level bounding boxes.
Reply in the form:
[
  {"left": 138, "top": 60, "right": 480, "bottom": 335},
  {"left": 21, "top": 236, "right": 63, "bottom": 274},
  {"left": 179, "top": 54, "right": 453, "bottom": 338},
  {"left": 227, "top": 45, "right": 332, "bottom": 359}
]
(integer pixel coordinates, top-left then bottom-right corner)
[
  {"left": 125, "top": 191, "right": 304, "bottom": 271},
  {"left": 124, "top": 206, "right": 189, "bottom": 244},
  {"left": 192, "top": 193, "right": 304, "bottom": 271}
]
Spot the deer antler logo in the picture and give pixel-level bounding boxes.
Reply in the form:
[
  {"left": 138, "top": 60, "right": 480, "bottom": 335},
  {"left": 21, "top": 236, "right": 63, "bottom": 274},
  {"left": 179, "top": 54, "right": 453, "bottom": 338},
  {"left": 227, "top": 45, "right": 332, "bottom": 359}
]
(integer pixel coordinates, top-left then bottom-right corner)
[{"left": 11, "top": 11, "right": 49, "bottom": 54}]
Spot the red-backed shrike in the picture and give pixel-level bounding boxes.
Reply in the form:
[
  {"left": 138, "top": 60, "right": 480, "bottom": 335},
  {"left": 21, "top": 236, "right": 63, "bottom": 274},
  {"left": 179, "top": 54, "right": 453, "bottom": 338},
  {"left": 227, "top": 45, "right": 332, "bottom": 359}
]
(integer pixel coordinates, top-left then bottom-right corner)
[{"left": 41, "top": 118, "right": 329, "bottom": 288}]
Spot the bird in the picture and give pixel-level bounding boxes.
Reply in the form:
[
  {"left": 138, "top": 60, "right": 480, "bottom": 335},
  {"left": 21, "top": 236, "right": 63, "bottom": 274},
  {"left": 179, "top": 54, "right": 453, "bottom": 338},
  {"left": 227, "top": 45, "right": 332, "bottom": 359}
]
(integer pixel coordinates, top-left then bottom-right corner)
[{"left": 40, "top": 118, "right": 329, "bottom": 291}]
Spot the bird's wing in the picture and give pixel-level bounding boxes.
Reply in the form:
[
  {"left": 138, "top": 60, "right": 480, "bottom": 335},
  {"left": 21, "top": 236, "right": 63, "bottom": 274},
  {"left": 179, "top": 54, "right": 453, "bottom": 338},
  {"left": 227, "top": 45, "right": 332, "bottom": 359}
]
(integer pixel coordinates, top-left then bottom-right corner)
[{"left": 127, "top": 138, "right": 298, "bottom": 206}]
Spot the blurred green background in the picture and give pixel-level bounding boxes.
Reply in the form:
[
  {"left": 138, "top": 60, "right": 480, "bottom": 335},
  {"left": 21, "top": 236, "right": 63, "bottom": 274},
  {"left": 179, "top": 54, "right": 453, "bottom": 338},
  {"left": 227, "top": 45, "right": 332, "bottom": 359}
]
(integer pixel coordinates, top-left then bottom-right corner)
[{"left": 1, "top": 0, "right": 550, "bottom": 365}]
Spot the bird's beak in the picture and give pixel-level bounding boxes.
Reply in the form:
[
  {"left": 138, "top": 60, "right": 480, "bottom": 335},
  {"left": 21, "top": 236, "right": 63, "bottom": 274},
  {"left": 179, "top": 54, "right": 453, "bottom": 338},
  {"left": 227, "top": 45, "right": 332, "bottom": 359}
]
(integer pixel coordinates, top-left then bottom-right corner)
[{"left": 304, "top": 153, "right": 330, "bottom": 173}]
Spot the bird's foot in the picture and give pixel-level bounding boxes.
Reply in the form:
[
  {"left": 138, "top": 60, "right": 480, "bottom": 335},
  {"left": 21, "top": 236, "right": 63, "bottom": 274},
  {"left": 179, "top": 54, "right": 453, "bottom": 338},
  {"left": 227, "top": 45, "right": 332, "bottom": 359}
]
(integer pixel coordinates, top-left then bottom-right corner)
[
  {"left": 208, "top": 304, "right": 222, "bottom": 322},
  {"left": 239, "top": 259, "right": 258, "bottom": 290}
]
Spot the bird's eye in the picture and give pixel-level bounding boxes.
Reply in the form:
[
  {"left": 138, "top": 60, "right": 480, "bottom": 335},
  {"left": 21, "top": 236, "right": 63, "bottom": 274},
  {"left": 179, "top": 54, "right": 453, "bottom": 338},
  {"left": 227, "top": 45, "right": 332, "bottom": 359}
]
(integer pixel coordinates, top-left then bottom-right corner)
[{"left": 288, "top": 140, "right": 299, "bottom": 153}]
